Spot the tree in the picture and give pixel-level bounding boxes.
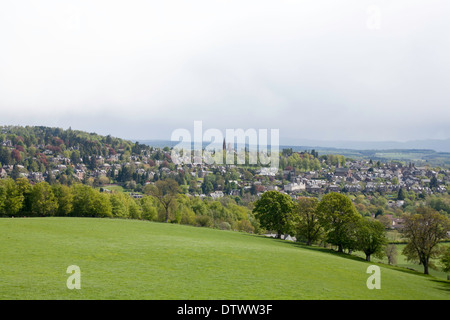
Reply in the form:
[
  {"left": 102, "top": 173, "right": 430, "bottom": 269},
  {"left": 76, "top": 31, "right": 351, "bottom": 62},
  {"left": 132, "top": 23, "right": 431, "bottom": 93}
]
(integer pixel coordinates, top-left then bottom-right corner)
[
  {"left": 317, "top": 192, "right": 361, "bottom": 253},
  {"left": 355, "top": 218, "right": 387, "bottom": 262},
  {"left": 71, "top": 184, "right": 93, "bottom": 217},
  {"left": 140, "top": 196, "right": 158, "bottom": 221},
  {"left": 30, "top": 181, "right": 58, "bottom": 216},
  {"left": 397, "top": 187, "right": 406, "bottom": 201},
  {"left": 295, "top": 197, "right": 323, "bottom": 245},
  {"left": 392, "top": 177, "right": 399, "bottom": 185},
  {"left": 52, "top": 184, "right": 73, "bottom": 216},
  {"left": 385, "top": 244, "right": 398, "bottom": 265},
  {"left": 144, "top": 178, "right": 180, "bottom": 222},
  {"left": 90, "top": 192, "right": 113, "bottom": 218},
  {"left": 429, "top": 176, "right": 438, "bottom": 189},
  {"left": 128, "top": 198, "right": 142, "bottom": 219},
  {"left": 402, "top": 207, "right": 450, "bottom": 274},
  {"left": 71, "top": 184, "right": 111, "bottom": 217},
  {"left": 0, "top": 178, "right": 24, "bottom": 216},
  {"left": 440, "top": 246, "right": 450, "bottom": 276},
  {"left": 252, "top": 190, "right": 295, "bottom": 238},
  {"left": 15, "top": 177, "right": 32, "bottom": 214},
  {"left": 110, "top": 193, "right": 129, "bottom": 218}
]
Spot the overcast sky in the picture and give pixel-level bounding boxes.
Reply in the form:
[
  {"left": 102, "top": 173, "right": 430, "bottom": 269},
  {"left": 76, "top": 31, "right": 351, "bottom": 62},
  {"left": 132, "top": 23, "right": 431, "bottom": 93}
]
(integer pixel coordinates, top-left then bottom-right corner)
[{"left": 0, "top": 0, "right": 449, "bottom": 144}]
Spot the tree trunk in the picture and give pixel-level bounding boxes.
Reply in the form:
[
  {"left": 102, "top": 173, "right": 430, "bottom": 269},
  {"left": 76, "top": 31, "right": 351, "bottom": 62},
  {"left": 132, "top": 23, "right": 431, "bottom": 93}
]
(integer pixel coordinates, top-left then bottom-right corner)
[
  {"left": 164, "top": 208, "right": 169, "bottom": 223},
  {"left": 423, "top": 257, "right": 429, "bottom": 275},
  {"left": 366, "top": 254, "right": 370, "bottom": 262}
]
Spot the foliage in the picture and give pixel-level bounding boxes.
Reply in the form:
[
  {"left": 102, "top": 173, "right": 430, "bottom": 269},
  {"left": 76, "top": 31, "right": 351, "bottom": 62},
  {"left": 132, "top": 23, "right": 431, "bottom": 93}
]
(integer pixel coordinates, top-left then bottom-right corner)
[
  {"left": 401, "top": 207, "right": 450, "bottom": 274},
  {"left": 252, "top": 190, "right": 295, "bottom": 238},
  {"left": 354, "top": 218, "right": 387, "bottom": 261},
  {"left": 440, "top": 246, "right": 450, "bottom": 273},
  {"left": 317, "top": 192, "right": 361, "bottom": 253},
  {"left": 144, "top": 178, "right": 180, "bottom": 222},
  {"left": 294, "top": 197, "right": 323, "bottom": 245}
]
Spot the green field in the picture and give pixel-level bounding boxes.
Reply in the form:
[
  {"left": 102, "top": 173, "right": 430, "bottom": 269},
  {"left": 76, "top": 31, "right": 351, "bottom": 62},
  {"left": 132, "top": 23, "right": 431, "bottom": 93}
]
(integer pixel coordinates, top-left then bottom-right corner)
[{"left": 0, "top": 217, "right": 449, "bottom": 300}]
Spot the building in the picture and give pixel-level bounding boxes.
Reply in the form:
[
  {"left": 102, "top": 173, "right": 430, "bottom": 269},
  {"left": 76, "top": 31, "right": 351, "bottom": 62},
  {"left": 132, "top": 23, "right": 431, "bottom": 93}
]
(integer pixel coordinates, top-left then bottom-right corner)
[
  {"left": 284, "top": 182, "right": 306, "bottom": 193},
  {"left": 335, "top": 167, "right": 352, "bottom": 178}
]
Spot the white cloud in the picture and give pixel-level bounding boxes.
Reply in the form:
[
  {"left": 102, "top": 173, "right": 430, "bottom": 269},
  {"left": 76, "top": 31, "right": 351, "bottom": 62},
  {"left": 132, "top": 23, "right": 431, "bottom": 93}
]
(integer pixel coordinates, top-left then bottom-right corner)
[{"left": 0, "top": 0, "right": 449, "bottom": 142}]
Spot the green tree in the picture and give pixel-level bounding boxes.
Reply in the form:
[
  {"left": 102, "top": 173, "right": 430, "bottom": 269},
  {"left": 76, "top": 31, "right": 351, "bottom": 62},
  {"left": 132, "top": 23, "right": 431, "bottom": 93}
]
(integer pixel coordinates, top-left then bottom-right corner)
[
  {"left": 397, "top": 187, "right": 406, "bottom": 201},
  {"left": 15, "top": 177, "right": 32, "bottom": 214},
  {"left": 90, "top": 192, "right": 112, "bottom": 218},
  {"left": 140, "top": 196, "right": 158, "bottom": 221},
  {"left": 110, "top": 193, "right": 129, "bottom": 218},
  {"left": 440, "top": 246, "right": 450, "bottom": 276},
  {"left": 0, "top": 178, "right": 24, "bottom": 216},
  {"left": 71, "top": 184, "right": 93, "bottom": 217},
  {"left": 71, "top": 184, "right": 111, "bottom": 217},
  {"left": 252, "top": 190, "right": 295, "bottom": 238},
  {"left": 128, "top": 198, "right": 142, "bottom": 219},
  {"left": 52, "top": 184, "right": 73, "bottom": 216},
  {"left": 429, "top": 176, "right": 438, "bottom": 189},
  {"left": 402, "top": 207, "right": 450, "bottom": 274},
  {"left": 30, "top": 181, "right": 58, "bottom": 216},
  {"left": 355, "top": 218, "right": 387, "bottom": 261},
  {"left": 295, "top": 197, "right": 323, "bottom": 246},
  {"left": 317, "top": 192, "right": 361, "bottom": 253},
  {"left": 144, "top": 178, "right": 180, "bottom": 223}
]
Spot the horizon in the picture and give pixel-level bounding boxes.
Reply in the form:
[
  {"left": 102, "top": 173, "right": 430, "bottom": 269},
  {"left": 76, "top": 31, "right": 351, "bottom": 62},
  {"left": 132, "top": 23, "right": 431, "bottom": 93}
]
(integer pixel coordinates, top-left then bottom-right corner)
[{"left": 3, "top": 123, "right": 450, "bottom": 153}]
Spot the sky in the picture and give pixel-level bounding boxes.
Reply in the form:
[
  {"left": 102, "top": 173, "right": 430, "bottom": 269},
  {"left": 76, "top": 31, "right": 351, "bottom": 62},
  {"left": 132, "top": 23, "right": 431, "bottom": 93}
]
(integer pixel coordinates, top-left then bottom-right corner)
[{"left": 0, "top": 0, "right": 449, "bottom": 145}]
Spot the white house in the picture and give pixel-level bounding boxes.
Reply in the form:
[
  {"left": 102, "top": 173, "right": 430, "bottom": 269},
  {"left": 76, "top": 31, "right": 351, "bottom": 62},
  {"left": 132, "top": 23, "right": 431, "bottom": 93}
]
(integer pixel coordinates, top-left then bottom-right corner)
[{"left": 284, "top": 182, "right": 306, "bottom": 192}]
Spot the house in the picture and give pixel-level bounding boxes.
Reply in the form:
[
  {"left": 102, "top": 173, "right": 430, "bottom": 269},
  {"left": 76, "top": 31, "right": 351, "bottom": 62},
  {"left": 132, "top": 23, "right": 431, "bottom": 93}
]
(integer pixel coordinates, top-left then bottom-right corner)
[
  {"left": 30, "top": 172, "right": 44, "bottom": 182},
  {"left": 306, "top": 185, "right": 322, "bottom": 193},
  {"left": 1, "top": 140, "right": 12, "bottom": 147},
  {"left": 345, "top": 184, "right": 362, "bottom": 193},
  {"left": 392, "top": 218, "right": 404, "bottom": 230},
  {"left": 0, "top": 168, "right": 7, "bottom": 178},
  {"left": 210, "top": 191, "right": 224, "bottom": 200},
  {"left": 365, "top": 182, "right": 376, "bottom": 192},
  {"left": 129, "top": 193, "right": 143, "bottom": 199},
  {"left": 327, "top": 184, "right": 341, "bottom": 193},
  {"left": 335, "top": 167, "right": 352, "bottom": 178},
  {"left": 229, "top": 189, "right": 240, "bottom": 196},
  {"left": 284, "top": 182, "right": 306, "bottom": 193}
]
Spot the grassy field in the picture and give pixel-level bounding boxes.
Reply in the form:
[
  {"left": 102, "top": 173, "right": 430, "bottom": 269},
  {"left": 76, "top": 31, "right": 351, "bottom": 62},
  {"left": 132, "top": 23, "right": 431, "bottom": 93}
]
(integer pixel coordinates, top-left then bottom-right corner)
[
  {"left": 0, "top": 217, "right": 449, "bottom": 300},
  {"left": 352, "top": 243, "right": 450, "bottom": 280}
]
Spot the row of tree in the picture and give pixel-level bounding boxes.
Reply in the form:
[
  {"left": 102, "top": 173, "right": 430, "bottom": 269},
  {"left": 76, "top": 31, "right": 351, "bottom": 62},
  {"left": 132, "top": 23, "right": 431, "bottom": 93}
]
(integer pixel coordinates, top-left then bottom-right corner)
[
  {"left": 0, "top": 177, "right": 258, "bottom": 233},
  {"left": 253, "top": 191, "right": 450, "bottom": 274}
]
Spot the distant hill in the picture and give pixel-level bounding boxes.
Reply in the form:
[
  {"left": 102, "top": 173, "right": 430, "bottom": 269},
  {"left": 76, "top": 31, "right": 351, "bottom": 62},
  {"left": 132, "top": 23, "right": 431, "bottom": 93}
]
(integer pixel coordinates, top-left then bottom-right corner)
[
  {"left": 281, "top": 138, "right": 450, "bottom": 153},
  {"left": 137, "top": 138, "right": 450, "bottom": 153},
  {"left": 136, "top": 139, "right": 450, "bottom": 166}
]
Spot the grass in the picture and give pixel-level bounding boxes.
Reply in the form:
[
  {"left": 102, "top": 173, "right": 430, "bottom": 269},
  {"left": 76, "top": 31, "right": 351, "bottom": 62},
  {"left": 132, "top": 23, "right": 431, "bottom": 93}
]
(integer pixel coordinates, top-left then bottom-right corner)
[
  {"left": 0, "top": 217, "right": 449, "bottom": 300},
  {"left": 352, "top": 243, "right": 450, "bottom": 280}
]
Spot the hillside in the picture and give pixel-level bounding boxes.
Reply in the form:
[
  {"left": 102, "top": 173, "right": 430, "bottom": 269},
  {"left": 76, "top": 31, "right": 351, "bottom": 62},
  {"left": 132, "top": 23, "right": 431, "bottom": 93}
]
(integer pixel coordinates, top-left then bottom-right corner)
[{"left": 0, "top": 217, "right": 448, "bottom": 300}]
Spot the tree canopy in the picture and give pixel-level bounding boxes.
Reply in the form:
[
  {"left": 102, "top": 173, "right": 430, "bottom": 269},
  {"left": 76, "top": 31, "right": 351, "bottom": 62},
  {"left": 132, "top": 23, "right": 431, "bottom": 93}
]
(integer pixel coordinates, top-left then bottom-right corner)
[
  {"left": 253, "top": 190, "right": 295, "bottom": 238},
  {"left": 402, "top": 207, "right": 450, "bottom": 274},
  {"left": 317, "top": 192, "right": 361, "bottom": 253}
]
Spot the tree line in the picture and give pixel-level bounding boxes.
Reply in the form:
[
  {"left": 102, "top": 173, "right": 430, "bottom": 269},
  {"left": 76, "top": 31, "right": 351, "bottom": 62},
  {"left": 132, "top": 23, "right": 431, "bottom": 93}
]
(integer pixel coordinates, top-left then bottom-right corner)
[
  {"left": 0, "top": 177, "right": 258, "bottom": 233},
  {"left": 253, "top": 191, "right": 450, "bottom": 274}
]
